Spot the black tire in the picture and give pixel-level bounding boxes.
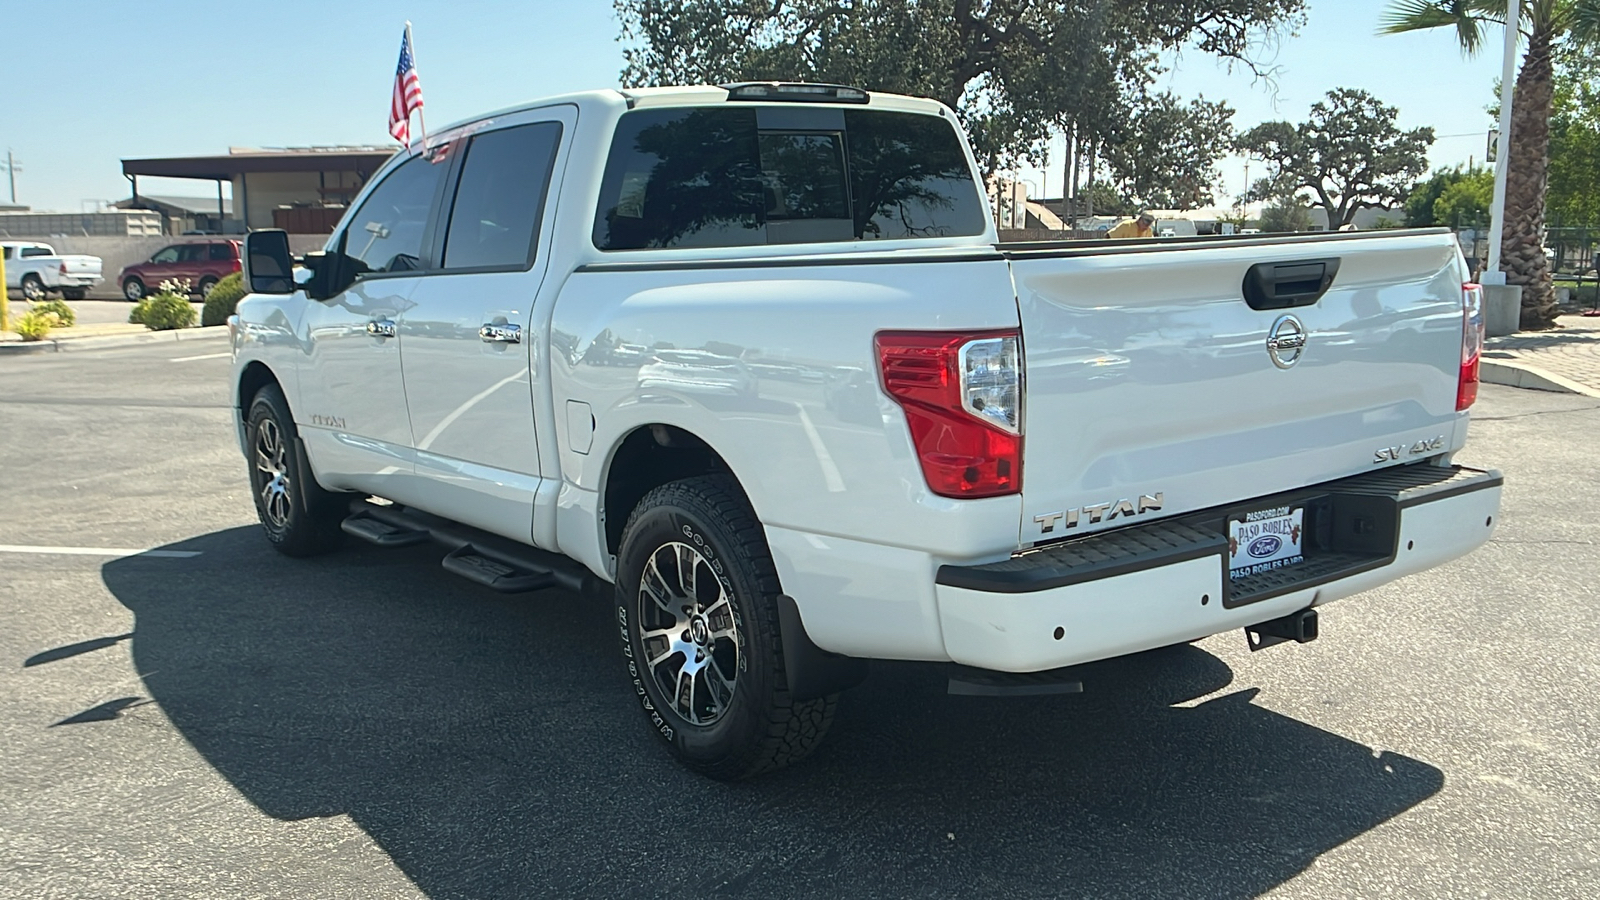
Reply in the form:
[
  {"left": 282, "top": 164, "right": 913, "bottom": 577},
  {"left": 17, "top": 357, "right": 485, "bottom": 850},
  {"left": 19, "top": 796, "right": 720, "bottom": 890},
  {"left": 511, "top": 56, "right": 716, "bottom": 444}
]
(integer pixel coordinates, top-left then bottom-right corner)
[
  {"left": 61, "top": 288, "right": 85, "bottom": 301},
  {"left": 123, "top": 277, "right": 146, "bottom": 301},
  {"left": 198, "top": 276, "right": 218, "bottom": 298},
  {"left": 245, "top": 384, "right": 345, "bottom": 557},
  {"left": 615, "top": 474, "right": 835, "bottom": 780},
  {"left": 20, "top": 274, "right": 45, "bottom": 302}
]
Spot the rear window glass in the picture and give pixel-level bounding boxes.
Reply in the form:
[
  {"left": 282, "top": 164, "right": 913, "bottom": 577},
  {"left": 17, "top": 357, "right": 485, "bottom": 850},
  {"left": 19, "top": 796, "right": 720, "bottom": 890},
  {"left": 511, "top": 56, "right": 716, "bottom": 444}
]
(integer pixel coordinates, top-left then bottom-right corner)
[
  {"left": 593, "top": 106, "right": 984, "bottom": 250},
  {"left": 20, "top": 247, "right": 52, "bottom": 257}
]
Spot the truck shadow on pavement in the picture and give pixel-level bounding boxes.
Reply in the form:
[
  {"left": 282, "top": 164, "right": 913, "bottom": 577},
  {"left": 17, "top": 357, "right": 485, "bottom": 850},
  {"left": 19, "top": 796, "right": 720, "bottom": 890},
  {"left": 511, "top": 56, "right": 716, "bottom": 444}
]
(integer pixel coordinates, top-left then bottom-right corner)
[{"left": 103, "top": 527, "right": 1443, "bottom": 900}]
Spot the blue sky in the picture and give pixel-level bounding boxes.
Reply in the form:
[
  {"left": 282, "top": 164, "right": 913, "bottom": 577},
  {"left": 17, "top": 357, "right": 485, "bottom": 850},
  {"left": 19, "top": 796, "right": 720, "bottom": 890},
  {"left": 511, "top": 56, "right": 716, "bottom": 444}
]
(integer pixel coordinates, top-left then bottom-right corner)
[{"left": 1, "top": 1, "right": 1505, "bottom": 212}]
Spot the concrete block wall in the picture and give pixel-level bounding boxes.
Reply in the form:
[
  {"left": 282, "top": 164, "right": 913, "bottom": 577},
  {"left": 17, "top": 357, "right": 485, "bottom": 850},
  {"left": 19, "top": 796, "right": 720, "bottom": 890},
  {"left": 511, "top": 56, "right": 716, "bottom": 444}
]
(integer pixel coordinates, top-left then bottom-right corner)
[{"left": 4, "top": 234, "right": 328, "bottom": 299}]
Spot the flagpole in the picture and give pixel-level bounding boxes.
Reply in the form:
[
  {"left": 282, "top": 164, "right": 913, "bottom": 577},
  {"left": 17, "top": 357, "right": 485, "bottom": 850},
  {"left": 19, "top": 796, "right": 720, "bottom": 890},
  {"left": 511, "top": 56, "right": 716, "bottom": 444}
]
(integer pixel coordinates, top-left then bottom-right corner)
[
  {"left": 1483, "top": 0, "right": 1519, "bottom": 286},
  {"left": 406, "top": 21, "right": 426, "bottom": 147}
]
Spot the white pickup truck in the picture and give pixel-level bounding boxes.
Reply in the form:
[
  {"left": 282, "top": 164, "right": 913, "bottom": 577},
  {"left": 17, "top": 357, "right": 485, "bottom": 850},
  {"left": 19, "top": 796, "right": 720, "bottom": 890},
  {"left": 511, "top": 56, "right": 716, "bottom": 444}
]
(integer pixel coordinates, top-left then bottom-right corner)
[
  {"left": 2, "top": 241, "right": 104, "bottom": 301},
  {"left": 231, "top": 83, "right": 1502, "bottom": 780}
]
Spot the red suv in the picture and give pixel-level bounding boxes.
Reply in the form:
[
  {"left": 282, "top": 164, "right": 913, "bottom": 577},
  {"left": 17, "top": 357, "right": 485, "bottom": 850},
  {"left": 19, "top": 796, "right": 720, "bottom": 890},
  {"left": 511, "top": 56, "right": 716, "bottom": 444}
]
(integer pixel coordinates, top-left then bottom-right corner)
[{"left": 119, "top": 240, "right": 242, "bottom": 300}]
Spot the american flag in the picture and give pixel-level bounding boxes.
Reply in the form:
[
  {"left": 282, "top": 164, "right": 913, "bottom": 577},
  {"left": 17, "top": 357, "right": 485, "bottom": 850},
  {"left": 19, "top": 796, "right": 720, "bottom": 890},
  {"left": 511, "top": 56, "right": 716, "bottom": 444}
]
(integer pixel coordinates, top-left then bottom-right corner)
[{"left": 388, "top": 26, "right": 424, "bottom": 145}]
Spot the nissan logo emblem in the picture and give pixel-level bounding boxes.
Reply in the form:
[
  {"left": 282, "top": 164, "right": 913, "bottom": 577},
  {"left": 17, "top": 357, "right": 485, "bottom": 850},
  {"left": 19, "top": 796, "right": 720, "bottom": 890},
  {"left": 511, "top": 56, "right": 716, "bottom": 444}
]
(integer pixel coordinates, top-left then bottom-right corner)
[{"left": 1266, "top": 315, "right": 1308, "bottom": 369}]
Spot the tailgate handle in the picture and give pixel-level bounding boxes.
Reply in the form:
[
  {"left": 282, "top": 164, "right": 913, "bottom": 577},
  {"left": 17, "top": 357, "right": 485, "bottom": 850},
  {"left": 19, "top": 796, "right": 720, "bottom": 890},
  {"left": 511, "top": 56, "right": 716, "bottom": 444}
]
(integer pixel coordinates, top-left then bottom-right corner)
[{"left": 1242, "top": 257, "right": 1340, "bottom": 310}]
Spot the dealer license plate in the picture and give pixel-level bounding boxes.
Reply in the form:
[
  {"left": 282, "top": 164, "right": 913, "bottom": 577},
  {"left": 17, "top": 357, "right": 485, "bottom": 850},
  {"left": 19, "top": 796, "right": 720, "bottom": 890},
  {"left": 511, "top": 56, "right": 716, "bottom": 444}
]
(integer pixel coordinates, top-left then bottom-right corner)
[{"left": 1228, "top": 505, "right": 1305, "bottom": 579}]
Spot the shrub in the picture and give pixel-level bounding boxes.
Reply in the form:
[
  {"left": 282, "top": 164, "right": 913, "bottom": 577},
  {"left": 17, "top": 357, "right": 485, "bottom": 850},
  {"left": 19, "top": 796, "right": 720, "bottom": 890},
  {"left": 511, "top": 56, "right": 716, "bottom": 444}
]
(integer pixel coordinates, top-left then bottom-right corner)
[
  {"left": 14, "top": 309, "right": 61, "bottom": 341},
  {"left": 201, "top": 272, "right": 247, "bottom": 327},
  {"left": 28, "top": 298, "right": 76, "bottom": 327},
  {"left": 129, "top": 290, "right": 198, "bottom": 331}
]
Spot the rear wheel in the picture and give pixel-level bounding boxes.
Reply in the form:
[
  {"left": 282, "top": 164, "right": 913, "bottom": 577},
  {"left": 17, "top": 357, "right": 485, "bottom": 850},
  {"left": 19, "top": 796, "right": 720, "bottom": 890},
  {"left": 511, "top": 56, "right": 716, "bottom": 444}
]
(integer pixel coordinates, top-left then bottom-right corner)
[
  {"left": 122, "top": 277, "right": 146, "bottom": 301},
  {"left": 198, "top": 276, "right": 218, "bottom": 298},
  {"left": 245, "top": 384, "right": 345, "bottom": 557},
  {"left": 61, "top": 288, "right": 85, "bottom": 301},
  {"left": 615, "top": 475, "right": 835, "bottom": 780},
  {"left": 20, "top": 274, "right": 44, "bottom": 301}
]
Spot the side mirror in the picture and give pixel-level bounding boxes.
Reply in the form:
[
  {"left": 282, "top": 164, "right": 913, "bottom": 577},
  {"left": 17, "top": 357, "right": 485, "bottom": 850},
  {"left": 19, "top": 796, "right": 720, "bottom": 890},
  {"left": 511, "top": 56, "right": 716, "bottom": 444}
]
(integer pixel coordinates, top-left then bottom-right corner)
[{"left": 243, "top": 230, "right": 295, "bottom": 295}]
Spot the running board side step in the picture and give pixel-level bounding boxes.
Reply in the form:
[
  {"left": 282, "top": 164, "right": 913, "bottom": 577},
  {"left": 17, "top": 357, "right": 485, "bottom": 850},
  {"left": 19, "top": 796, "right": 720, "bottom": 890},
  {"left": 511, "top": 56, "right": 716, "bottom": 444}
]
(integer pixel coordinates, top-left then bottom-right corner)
[
  {"left": 342, "top": 500, "right": 597, "bottom": 596},
  {"left": 341, "top": 511, "right": 430, "bottom": 547}
]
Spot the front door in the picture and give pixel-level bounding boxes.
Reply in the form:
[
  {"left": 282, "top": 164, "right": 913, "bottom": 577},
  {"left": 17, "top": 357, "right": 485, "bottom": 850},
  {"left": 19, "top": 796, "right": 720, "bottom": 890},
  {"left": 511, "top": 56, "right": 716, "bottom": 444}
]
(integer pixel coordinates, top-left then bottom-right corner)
[
  {"left": 399, "top": 111, "right": 570, "bottom": 541},
  {"left": 296, "top": 150, "right": 451, "bottom": 499}
]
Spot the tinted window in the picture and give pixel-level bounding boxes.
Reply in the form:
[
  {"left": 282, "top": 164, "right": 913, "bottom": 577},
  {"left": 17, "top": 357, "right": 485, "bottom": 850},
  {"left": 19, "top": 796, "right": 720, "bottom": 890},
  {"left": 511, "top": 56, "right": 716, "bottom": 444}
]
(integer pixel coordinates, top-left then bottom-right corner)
[
  {"left": 594, "top": 108, "right": 764, "bottom": 250},
  {"left": 844, "top": 110, "right": 987, "bottom": 240},
  {"left": 151, "top": 246, "right": 180, "bottom": 263},
  {"left": 442, "top": 122, "right": 562, "bottom": 270},
  {"left": 20, "top": 246, "right": 53, "bottom": 258},
  {"left": 1, "top": 247, "right": 10, "bottom": 260},
  {"left": 344, "top": 154, "right": 447, "bottom": 273},
  {"left": 593, "top": 106, "right": 984, "bottom": 250},
  {"left": 179, "top": 245, "right": 208, "bottom": 262},
  {"left": 208, "top": 242, "right": 235, "bottom": 261}
]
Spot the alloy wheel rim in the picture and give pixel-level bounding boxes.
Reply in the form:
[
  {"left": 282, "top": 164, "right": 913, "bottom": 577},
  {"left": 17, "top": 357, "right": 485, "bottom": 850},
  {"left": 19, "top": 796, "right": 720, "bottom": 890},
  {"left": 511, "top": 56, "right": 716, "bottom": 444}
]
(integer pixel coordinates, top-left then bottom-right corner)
[
  {"left": 125, "top": 282, "right": 142, "bottom": 300},
  {"left": 22, "top": 280, "right": 42, "bottom": 301},
  {"left": 636, "top": 541, "right": 741, "bottom": 726},
  {"left": 254, "top": 418, "right": 292, "bottom": 529}
]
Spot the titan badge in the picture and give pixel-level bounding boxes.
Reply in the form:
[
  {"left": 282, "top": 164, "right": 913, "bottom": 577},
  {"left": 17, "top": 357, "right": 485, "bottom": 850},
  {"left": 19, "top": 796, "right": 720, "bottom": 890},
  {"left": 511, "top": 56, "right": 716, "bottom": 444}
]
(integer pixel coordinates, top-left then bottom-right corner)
[{"left": 1034, "top": 493, "right": 1164, "bottom": 535}]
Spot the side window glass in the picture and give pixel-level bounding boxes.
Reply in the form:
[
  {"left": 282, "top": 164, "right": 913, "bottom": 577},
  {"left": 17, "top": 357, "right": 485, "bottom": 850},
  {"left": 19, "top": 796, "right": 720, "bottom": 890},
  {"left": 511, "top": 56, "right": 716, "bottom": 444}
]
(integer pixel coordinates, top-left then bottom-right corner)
[
  {"left": 442, "top": 121, "right": 563, "bottom": 270},
  {"left": 151, "top": 247, "right": 180, "bottom": 263},
  {"left": 343, "top": 154, "right": 447, "bottom": 274},
  {"left": 208, "top": 243, "right": 233, "bottom": 261},
  {"left": 180, "top": 245, "right": 207, "bottom": 262}
]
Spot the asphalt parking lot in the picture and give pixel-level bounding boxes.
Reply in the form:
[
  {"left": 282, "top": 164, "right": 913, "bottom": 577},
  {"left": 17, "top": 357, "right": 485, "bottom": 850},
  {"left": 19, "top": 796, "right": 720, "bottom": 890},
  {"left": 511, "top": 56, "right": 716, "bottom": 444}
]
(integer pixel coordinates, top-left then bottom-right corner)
[{"left": 1, "top": 342, "right": 1597, "bottom": 899}]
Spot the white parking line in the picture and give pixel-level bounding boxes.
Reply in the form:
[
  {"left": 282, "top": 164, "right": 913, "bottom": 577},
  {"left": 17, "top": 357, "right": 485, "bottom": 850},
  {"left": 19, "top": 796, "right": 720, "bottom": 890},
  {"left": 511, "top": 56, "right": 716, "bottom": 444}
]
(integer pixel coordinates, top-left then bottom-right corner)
[
  {"left": 0, "top": 544, "right": 201, "bottom": 559},
  {"left": 170, "top": 352, "right": 231, "bottom": 363}
]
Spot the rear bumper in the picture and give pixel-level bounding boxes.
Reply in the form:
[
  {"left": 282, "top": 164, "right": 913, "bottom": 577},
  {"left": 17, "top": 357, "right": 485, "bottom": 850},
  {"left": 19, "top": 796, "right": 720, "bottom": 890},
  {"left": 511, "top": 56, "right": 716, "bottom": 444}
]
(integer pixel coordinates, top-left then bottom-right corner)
[
  {"left": 57, "top": 275, "right": 102, "bottom": 289},
  {"left": 933, "top": 464, "right": 1502, "bottom": 672}
]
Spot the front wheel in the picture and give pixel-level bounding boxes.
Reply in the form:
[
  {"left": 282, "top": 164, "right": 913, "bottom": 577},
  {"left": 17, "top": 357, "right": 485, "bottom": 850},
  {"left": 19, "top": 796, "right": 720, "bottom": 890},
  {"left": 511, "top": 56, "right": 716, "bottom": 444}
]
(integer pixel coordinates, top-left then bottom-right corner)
[
  {"left": 616, "top": 475, "right": 835, "bottom": 780},
  {"left": 122, "top": 277, "right": 146, "bottom": 301},
  {"left": 245, "top": 384, "right": 345, "bottom": 557}
]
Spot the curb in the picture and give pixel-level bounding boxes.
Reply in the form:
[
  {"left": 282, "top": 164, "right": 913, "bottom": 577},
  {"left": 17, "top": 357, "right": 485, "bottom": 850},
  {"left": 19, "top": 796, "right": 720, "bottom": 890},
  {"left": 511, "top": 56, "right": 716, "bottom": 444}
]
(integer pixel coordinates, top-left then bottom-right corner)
[
  {"left": 1480, "top": 359, "right": 1600, "bottom": 399},
  {"left": 0, "top": 325, "right": 230, "bottom": 355}
]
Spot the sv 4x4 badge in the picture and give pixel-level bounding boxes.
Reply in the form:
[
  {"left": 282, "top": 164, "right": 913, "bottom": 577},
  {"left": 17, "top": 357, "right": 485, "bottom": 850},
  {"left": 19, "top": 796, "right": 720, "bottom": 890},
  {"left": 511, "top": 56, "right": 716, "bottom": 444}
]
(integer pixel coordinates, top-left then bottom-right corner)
[{"left": 1373, "top": 435, "right": 1445, "bottom": 464}]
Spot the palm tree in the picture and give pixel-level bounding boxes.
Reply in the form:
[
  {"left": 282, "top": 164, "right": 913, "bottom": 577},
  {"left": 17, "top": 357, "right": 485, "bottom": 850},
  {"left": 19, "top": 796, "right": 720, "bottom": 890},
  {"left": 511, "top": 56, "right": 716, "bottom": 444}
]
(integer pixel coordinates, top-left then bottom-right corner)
[{"left": 1382, "top": 1, "right": 1600, "bottom": 329}]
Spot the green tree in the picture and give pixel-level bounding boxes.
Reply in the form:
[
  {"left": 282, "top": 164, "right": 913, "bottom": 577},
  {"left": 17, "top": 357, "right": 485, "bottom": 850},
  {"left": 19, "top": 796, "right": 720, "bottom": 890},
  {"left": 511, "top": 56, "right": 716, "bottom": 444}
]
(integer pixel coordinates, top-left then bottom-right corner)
[
  {"left": 1547, "top": 49, "right": 1600, "bottom": 224},
  {"left": 1434, "top": 168, "right": 1495, "bottom": 226},
  {"left": 1407, "top": 166, "right": 1477, "bottom": 226},
  {"left": 1100, "top": 92, "right": 1235, "bottom": 210},
  {"left": 1236, "top": 88, "right": 1435, "bottom": 231},
  {"left": 1381, "top": 0, "right": 1600, "bottom": 329},
  {"left": 1258, "top": 197, "right": 1312, "bottom": 233},
  {"left": 615, "top": 0, "right": 1306, "bottom": 175}
]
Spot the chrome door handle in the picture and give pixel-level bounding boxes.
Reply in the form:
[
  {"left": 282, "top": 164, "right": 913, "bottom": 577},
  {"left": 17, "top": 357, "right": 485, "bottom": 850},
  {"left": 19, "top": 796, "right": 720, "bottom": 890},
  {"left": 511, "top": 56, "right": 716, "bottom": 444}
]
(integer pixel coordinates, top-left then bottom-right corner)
[
  {"left": 479, "top": 323, "right": 522, "bottom": 344},
  {"left": 365, "top": 319, "right": 397, "bottom": 338}
]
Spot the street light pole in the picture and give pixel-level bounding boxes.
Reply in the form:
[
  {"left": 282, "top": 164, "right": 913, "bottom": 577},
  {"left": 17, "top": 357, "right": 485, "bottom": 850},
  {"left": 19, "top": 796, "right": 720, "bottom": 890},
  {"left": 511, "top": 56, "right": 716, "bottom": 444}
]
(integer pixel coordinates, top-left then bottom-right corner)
[{"left": 1484, "top": 0, "right": 1520, "bottom": 286}]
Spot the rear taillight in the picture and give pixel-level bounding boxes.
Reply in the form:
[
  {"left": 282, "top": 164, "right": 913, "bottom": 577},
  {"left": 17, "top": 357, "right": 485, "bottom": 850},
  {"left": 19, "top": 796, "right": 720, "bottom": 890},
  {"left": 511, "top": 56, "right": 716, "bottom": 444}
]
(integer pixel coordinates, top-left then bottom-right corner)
[
  {"left": 1459, "top": 283, "right": 1485, "bottom": 411},
  {"left": 875, "top": 330, "right": 1023, "bottom": 498},
  {"left": 59, "top": 262, "right": 67, "bottom": 275}
]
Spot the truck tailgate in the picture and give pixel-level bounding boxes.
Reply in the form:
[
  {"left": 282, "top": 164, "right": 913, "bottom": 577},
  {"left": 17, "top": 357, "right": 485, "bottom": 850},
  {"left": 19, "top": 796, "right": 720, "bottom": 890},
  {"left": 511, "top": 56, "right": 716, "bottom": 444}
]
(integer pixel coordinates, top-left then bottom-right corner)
[
  {"left": 60, "top": 255, "right": 102, "bottom": 277},
  {"left": 1006, "top": 230, "right": 1468, "bottom": 545}
]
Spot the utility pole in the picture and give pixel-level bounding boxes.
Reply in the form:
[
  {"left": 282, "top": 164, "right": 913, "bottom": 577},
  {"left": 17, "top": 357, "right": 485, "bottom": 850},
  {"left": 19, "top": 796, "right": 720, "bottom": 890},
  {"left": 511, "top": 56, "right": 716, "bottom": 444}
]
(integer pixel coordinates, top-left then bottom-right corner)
[{"left": 3, "top": 150, "right": 19, "bottom": 204}]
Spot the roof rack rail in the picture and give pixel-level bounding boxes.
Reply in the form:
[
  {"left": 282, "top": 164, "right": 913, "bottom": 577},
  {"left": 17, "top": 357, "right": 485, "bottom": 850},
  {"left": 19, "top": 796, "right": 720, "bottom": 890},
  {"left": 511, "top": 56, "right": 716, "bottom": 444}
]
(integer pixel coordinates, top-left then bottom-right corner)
[{"left": 721, "top": 82, "right": 870, "bottom": 104}]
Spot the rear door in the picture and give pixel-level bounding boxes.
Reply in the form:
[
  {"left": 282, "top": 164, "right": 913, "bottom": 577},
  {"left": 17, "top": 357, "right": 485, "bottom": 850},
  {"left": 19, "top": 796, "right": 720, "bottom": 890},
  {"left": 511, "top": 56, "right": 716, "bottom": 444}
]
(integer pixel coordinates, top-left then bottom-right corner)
[
  {"left": 397, "top": 107, "right": 571, "bottom": 542},
  {"left": 1008, "top": 232, "right": 1467, "bottom": 545}
]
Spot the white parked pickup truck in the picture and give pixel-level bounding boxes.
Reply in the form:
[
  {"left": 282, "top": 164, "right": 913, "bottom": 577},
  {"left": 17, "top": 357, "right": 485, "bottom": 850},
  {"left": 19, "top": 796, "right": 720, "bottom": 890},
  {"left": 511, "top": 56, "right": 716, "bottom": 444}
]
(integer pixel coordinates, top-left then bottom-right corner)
[
  {"left": 231, "top": 83, "right": 1502, "bottom": 780},
  {"left": 2, "top": 241, "right": 104, "bottom": 301}
]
